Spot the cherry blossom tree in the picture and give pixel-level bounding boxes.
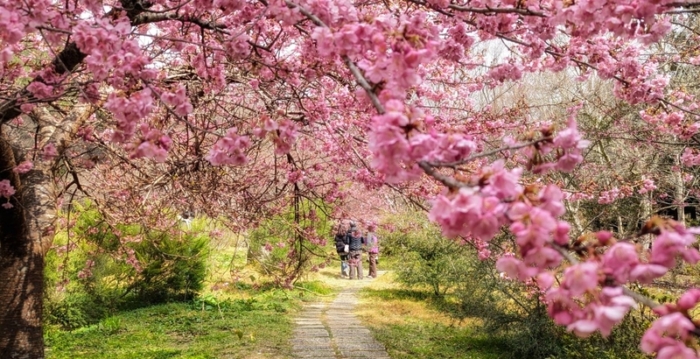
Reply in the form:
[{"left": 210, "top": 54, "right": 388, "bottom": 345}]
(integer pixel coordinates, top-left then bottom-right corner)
[{"left": 4, "top": 0, "right": 700, "bottom": 358}]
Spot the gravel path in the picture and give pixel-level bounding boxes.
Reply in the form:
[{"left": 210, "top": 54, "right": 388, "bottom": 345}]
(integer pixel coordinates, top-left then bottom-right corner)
[{"left": 290, "top": 272, "right": 390, "bottom": 359}]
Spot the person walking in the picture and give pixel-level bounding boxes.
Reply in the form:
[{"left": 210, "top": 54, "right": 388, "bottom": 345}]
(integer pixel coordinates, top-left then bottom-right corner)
[
  {"left": 347, "top": 224, "right": 365, "bottom": 280},
  {"left": 334, "top": 224, "right": 350, "bottom": 278},
  {"left": 366, "top": 225, "right": 380, "bottom": 278}
]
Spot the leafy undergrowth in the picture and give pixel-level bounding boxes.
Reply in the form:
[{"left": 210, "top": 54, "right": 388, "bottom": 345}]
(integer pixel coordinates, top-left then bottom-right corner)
[
  {"left": 45, "top": 282, "right": 332, "bottom": 359},
  {"left": 43, "top": 222, "right": 342, "bottom": 359},
  {"left": 355, "top": 272, "right": 510, "bottom": 359}
]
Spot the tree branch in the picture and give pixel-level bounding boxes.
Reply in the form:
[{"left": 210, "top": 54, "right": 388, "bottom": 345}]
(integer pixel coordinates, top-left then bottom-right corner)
[
  {"left": 448, "top": 4, "right": 545, "bottom": 16},
  {"left": 284, "top": 0, "right": 386, "bottom": 114},
  {"left": 427, "top": 139, "right": 546, "bottom": 167},
  {"left": 418, "top": 161, "right": 471, "bottom": 190}
]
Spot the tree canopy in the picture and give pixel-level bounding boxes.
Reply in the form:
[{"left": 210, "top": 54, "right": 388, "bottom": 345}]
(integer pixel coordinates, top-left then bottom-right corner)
[{"left": 4, "top": 0, "right": 700, "bottom": 357}]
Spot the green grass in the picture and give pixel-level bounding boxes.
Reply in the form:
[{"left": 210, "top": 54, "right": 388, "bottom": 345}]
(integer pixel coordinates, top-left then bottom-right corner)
[
  {"left": 44, "top": 283, "right": 332, "bottom": 359},
  {"left": 370, "top": 320, "right": 509, "bottom": 359},
  {"left": 356, "top": 274, "right": 510, "bottom": 359},
  {"left": 42, "top": 215, "right": 342, "bottom": 359}
]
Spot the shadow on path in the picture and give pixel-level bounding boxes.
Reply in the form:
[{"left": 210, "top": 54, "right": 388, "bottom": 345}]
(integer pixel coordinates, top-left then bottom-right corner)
[{"left": 290, "top": 271, "right": 390, "bottom": 359}]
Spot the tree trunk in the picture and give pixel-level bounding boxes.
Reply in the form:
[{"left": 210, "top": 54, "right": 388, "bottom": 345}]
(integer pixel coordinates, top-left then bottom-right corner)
[
  {"left": 0, "top": 243, "right": 45, "bottom": 359},
  {"left": 674, "top": 154, "right": 686, "bottom": 223},
  {"left": 0, "top": 132, "right": 45, "bottom": 359},
  {"left": 617, "top": 215, "right": 625, "bottom": 237},
  {"left": 564, "top": 200, "right": 585, "bottom": 236},
  {"left": 640, "top": 192, "right": 653, "bottom": 251}
]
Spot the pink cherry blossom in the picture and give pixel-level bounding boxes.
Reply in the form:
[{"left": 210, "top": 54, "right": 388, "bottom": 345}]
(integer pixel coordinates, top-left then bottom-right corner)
[
  {"left": 562, "top": 262, "right": 600, "bottom": 296},
  {"left": 12, "top": 161, "right": 33, "bottom": 174},
  {"left": 0, "top": 179, "right": 16, "bottom": 198},
  {"left": 0, "top": 179, "right": 16, "bottom": 209},
  {"left": 602, "top": 242, "right": 639, "bottom": 284},
  {"left": 42, "top": 143, "right": 58, "bottom": 161},
  {"left": 641, "top": 313, "right": 696, "bottom": 356},
  {"left": 206, "top": 128, "right": 251, "bottom": 166}
]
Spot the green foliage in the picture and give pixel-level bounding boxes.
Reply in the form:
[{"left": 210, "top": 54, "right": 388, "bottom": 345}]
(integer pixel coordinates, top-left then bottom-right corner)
[
  {"left": 44, "top": 288, "right": 300, "bottom": 359},
  {"left": 44, "top": 290, "right": 112, "bottom": 331},
  {"left": 130, "top": 229, "right": 209, "bottom": 303},
  {"left": 380, "top": 214, "right": 472, "bottom": 296},
  {"left": 247, "top": 198, "right": 333, "bottom": 283},
  {"left": 44, "top": 201, "right": 210, "bottom": 329},
  {"left": 97, "top": 317, "right": 123, "bottom": 335}
]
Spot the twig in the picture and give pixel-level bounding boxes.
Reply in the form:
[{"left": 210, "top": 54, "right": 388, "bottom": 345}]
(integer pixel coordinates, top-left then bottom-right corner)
[
  {"left": 418, "top": 161, "right": 471, "bottom": 190},
  {"left": 448, "top": 4, "right": 545, "bottom": 16},
  {"left": 428, "top": 139, "right": 545, "bottom": 167}
]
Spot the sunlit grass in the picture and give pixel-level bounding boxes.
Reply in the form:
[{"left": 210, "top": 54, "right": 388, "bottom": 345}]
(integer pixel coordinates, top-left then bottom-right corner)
[
  {"left": 45, "top": 297, "right": 296, "bottom": 359},
  {"left": 44, "top": 226, "right": 338, "bottom": 359},
  {"left": 355, "top": 272, "right": 509, "bottom": 359}
]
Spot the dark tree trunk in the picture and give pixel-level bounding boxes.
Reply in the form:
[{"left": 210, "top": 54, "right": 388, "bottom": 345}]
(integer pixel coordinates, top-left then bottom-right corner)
[
  {"left": 0, "top": 131, "right": 45, "bottom": 359},
  {"left": 0, "top": 3, "right": 160, "bottom": 357},
  {"left": 0, "top": 247, "right": 45, "bottom": 359}
]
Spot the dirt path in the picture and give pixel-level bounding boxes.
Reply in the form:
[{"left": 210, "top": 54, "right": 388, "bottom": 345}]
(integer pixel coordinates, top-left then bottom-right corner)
[{"left": 290, "top": 271, "right": 390, "bottom": 359}]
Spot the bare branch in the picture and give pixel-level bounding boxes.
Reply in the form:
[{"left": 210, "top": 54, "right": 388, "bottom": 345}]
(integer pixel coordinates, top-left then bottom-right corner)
[
  {"left": 418, "top": 161, "right": 471, "bottom": 190},
  {"left": 448, "top": 4, "right": 545, "bottom": 16}
]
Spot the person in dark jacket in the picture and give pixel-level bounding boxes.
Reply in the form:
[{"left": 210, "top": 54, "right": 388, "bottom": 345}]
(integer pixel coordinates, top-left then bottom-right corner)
[
  {"left": 334, "top": 224, "right": 350, "bottom": 277},
  {"left": 347, "top": 225, "right": 365, "bottom": 280}
]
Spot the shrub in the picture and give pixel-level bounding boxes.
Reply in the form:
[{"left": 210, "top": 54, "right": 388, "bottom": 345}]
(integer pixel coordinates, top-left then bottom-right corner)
[
  {"left": 129, "top": 228, "right": 209, "bottom": 303},
  {"left": 380, "top": 215, "right": 472, "bottom": 296},
  {"left": 44, "top": 201, "right": 210, "bottom": 328},
  {"left": 247, "top": 198, "right": 333, "bottom": 285}
]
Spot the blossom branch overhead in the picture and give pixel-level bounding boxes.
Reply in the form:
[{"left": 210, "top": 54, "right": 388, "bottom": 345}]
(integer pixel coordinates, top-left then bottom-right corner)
[{"left": 4, "top": 0, "right": 700, "bottom": 357}]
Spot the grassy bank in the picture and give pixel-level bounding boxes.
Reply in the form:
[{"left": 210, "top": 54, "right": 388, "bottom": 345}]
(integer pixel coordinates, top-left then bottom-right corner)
[
  {"left": 44, "top": 271, "right": 334, "bottom": 359},
  {"left": 355, "top": 272, "right": 510, "bottom": 359}
]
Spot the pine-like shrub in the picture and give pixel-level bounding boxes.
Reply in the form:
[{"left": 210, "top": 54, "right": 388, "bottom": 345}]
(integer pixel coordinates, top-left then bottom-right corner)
[{"left": 44, "top": 201, "right": 210, "bottom": 328}]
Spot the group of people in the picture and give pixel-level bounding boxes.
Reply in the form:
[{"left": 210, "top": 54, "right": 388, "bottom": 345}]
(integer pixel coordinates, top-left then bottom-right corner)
[{"left": 334, "top": 221, "right": 380, "bottom": 279}]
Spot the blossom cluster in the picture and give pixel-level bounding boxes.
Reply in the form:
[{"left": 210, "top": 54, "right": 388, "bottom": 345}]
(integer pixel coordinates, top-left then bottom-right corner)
[
  {"left": 12, "top": 161, "right": 33, "bottom": 174},
  {"left": 0, "top": 179, "right": 16, "bottom": 209},
  {"left": 104, "top": 89, "right": 155, "bottom": 143},
  {"left": 642, "top": 291, "right": 700, "bottom": 358},
  {"left": 206, "top": 128, "right": 251, "bottom": 166},
  {"left": 73, "top": 16, "right": 154, "bottom": 85},
  {"left": 128, "top": 125, "right": 172, "bottom": 162}
]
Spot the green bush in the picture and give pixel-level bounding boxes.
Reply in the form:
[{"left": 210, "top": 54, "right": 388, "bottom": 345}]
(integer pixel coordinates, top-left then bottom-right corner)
[
  {"left": 380, "top": 215, "right": 471, "bottom": 296},
  {"left": 129, "top": 228, "right": 209, "bottom": 303},
  {"left": 45, "top": 291, "right": 109, "bottom": 331},
  {"left": 44, "top": 201, "right": 210, "bottom": 328}
]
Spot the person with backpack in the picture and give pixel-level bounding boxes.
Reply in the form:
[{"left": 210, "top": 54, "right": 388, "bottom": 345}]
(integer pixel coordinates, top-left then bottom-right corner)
[
  {"left": 347, "top": 223, "right": 365, "bottom": 280},
  {"left": 334, "top": 223, "right": 350, "bottom": 278},
  {"left": 365, "top": 224, "right": 380, "bottom": 278}
]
